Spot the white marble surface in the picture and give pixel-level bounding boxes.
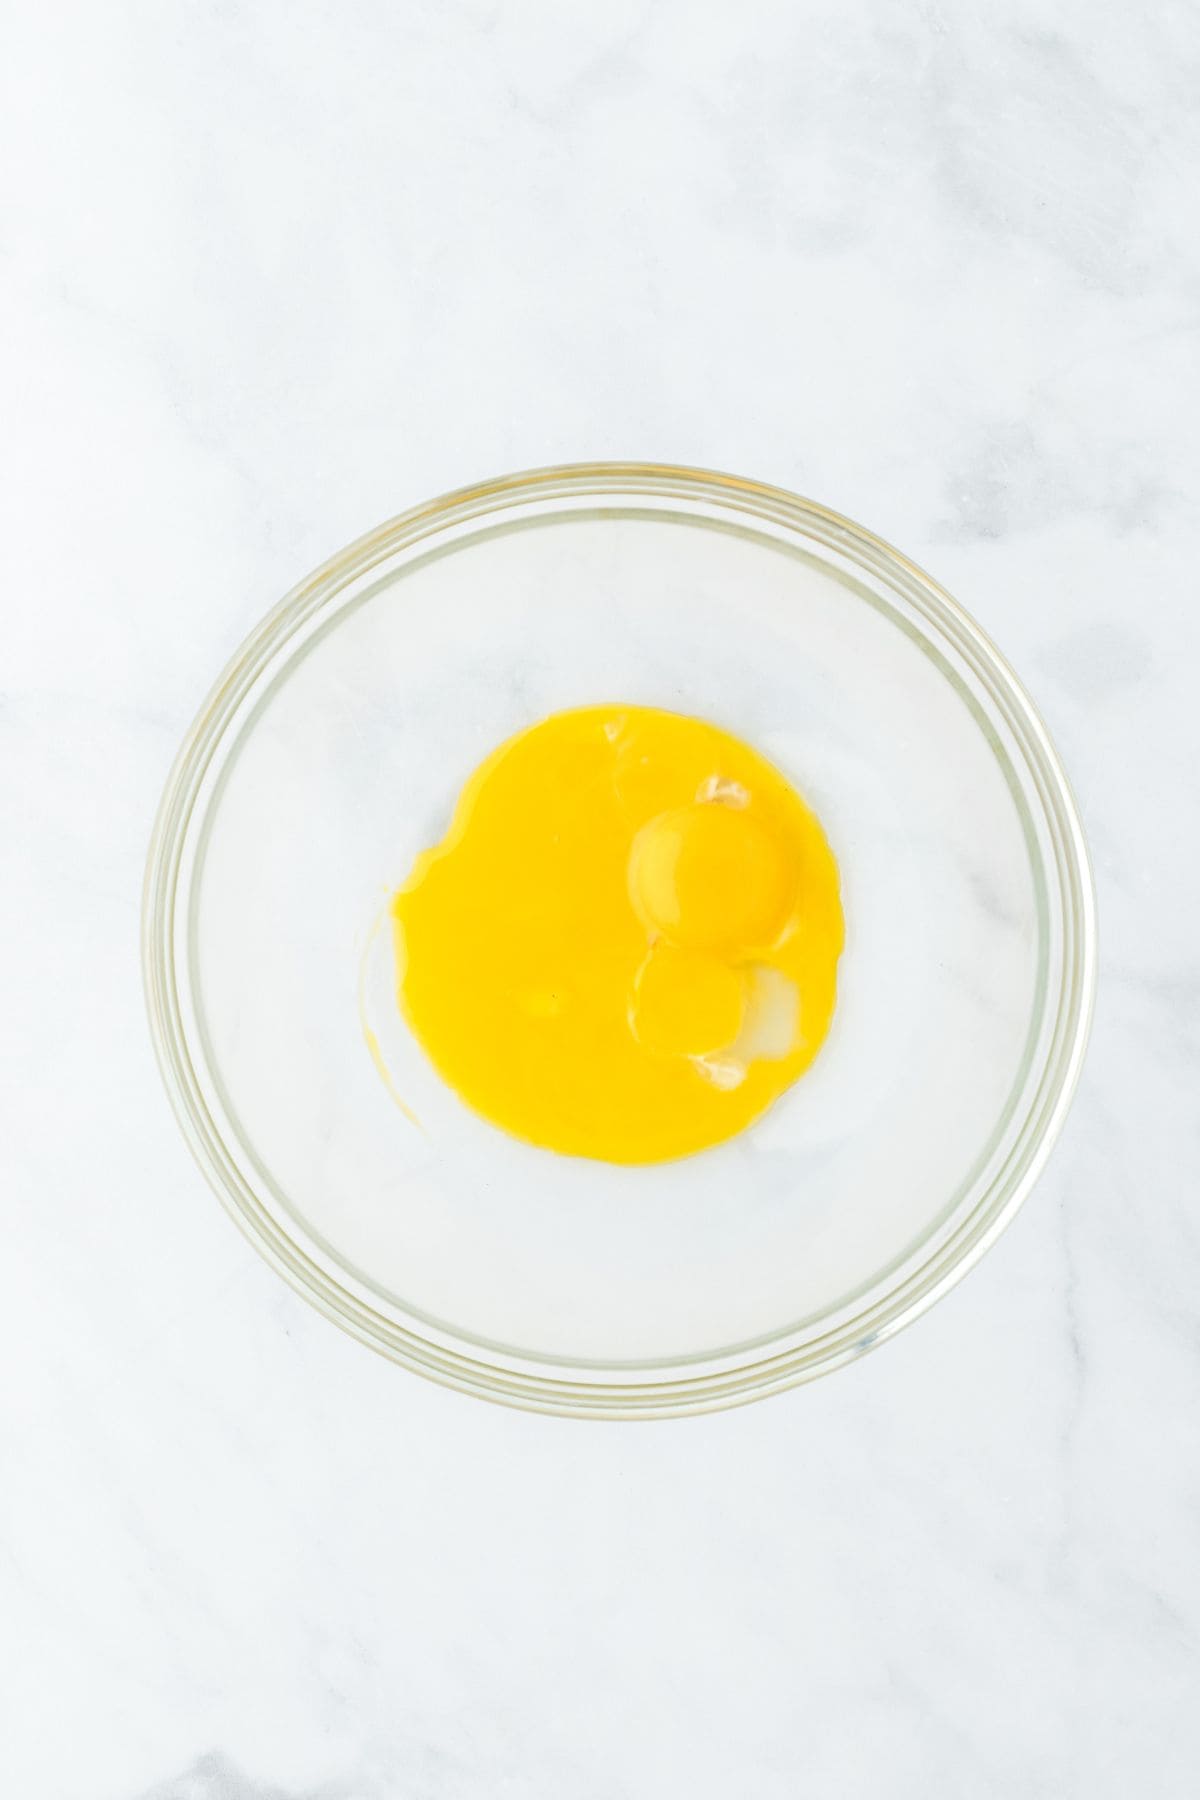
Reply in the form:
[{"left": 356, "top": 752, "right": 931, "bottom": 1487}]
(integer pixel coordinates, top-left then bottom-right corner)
[{"left": 4, "top": 3, "right": 1199, "bottom": 1795}]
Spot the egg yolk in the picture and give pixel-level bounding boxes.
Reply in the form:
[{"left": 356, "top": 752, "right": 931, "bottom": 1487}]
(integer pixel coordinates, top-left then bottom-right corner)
[{"left": 390, "top": 705, "right": 843, "bottom": 1163}]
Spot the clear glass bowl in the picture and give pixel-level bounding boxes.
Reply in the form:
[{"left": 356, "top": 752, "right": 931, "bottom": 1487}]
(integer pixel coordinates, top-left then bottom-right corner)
[{"left": 143, "top": 464, "right": 1096, "bottom": 1416}]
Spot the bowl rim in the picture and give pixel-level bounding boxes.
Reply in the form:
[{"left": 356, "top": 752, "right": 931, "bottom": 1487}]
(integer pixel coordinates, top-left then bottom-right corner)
[{"left": 142, "top": 461, "right": 1098, "bottom": 1417}]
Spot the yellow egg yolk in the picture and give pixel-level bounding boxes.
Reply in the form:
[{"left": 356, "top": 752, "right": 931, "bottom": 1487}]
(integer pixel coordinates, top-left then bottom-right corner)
[{"left": 390, "top": 705, "right": 843, "bottom": 1163}]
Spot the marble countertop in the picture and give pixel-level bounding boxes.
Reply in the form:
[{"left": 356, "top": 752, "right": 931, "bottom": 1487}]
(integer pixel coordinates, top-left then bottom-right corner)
[{"left": 5, "top": 4, "right": 1199, "bottom": 1796}]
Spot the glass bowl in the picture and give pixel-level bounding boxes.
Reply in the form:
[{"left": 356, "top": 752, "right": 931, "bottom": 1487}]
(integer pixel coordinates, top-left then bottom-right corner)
[{"left": 143, "top": 464, "right": 1096, "bottom": 1416}]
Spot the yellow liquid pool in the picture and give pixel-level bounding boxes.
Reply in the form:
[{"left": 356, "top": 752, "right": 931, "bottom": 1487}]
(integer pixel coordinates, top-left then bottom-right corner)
[{"left": 391, "top": 704, "right": 843, "bottom": 1163}]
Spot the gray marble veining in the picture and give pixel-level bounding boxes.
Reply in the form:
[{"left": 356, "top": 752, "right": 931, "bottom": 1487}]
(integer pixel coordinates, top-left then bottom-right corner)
[{"left": 3, "top": 2, "right": 1199, "bottom": 1798}]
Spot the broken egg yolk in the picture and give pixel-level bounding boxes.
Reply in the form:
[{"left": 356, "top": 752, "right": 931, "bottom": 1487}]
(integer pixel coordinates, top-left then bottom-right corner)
[{"left": 390, "top": 705, "right": 843, "bottom": 1163}]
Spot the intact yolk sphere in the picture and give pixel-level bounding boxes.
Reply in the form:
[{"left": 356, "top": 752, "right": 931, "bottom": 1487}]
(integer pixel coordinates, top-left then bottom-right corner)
[
  {"left": 631, "top": 946, "right": 747, "bottom": 1057},
  {"left": 629, "top": 802, "right": 797, "bottom": 953},
  {"left": 390, "top": 704, "right": 844, "bottom": 1164}
]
